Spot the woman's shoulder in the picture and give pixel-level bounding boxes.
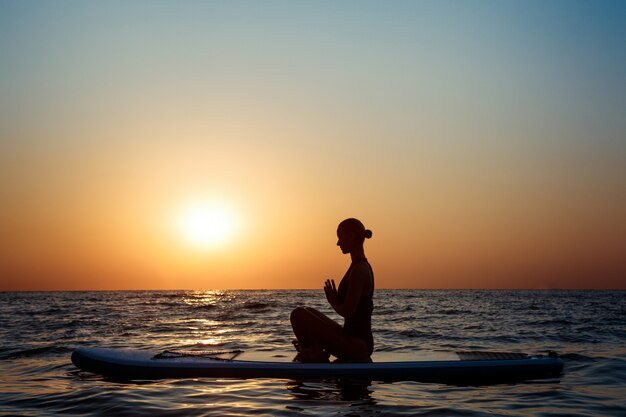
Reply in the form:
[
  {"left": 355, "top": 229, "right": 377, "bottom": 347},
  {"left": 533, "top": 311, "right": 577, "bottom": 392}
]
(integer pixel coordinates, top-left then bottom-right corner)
[
  {"left": 351, "top": 260, "right": 372, "bottom": 271},
  {"left": 349, "top": 262, "right": 373, "bottom": 283}
]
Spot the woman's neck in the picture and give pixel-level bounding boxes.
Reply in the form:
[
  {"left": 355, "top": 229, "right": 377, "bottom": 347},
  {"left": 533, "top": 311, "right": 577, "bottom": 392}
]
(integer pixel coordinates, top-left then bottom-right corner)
[{"left": 350, "top": 247, "right": 366, "bottom": 262}]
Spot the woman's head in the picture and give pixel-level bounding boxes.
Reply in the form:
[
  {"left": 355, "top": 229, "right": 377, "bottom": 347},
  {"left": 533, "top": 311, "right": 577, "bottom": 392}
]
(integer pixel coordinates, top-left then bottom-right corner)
[{"left": 336, "top": 218, "right": 372, "bottom": 254}]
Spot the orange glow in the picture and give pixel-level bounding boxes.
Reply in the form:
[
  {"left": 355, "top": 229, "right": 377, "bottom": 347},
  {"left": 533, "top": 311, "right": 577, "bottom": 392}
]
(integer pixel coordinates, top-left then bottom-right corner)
[{"left": 1, "top": 3, "right": 625, "bottom": 291}]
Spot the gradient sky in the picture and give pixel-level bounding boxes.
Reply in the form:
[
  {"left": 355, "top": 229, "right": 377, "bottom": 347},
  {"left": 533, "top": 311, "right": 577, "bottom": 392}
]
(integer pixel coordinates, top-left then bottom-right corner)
[{"left": 1, "top": 1, "right": 625, "bottom": 290}]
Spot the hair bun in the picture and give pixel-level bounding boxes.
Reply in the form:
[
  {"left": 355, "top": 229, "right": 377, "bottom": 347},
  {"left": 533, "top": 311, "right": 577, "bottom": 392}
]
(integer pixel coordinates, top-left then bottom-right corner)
[{"left": 364, "top": 229, "right": 373, "bottom": 239}]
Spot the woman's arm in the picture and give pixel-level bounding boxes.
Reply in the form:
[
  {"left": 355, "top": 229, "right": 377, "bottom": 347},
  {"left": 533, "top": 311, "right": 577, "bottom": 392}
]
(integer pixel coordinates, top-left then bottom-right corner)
[{"left": 324, "top": 264, "right": 368, "bottom": 318}]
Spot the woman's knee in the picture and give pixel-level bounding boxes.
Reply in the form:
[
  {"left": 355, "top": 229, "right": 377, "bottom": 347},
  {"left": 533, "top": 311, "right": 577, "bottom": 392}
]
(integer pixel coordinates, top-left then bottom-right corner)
[{"left": 290, "top": 306, "right": 307, "bottom": 325}]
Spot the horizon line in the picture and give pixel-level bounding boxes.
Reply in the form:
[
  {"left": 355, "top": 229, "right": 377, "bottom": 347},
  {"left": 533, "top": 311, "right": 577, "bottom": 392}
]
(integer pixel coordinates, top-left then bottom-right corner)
[{"left": 2, "top": 288, "right": 624, "bottom": 293}]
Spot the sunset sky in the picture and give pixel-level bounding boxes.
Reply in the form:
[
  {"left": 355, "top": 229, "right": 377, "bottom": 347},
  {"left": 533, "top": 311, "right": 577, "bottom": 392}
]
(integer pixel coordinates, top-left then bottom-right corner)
[{"left": 1, "top": 1, "right": 624, "bottom": 290}]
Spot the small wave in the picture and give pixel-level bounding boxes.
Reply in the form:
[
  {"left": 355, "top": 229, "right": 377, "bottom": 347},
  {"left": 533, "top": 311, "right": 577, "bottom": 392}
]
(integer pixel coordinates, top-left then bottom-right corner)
[
  {"left": 232, "top": 321, "right": 259, "bottom": 326},
  {"left": 559, "top": 353, "right": 596, "bottom": 362},
  {"left": 216, "top": 312, "right": 244, "bottom": 321},
  {"left": 189, "top": 341, "right": 226, "bottom": 348},
  {"left": 410, "top": 408, "right": 486, "bottom": 416},
  {"left": 399, "top": 329, "right": 431, "bottom": 338},
  {"left": 161, "top": 293, "right": 186, "bottom": 298},
  {"left": 527, "top": 318, "right": 574, "bottom": 326},
  {"left": 440, "top": 309, "right": 472, "bottom": 315},
  {"left": 243, "top": 302, "right": 271, "bottom": 310},
  {"left": 0, "top": 345, "right": 72, "bottom": 360},
  {"left": 136, "top": 301, "right": 181, "bottom": 307},
  {"left": 192, "top": 304, "right": 218, "bottom": 310}
]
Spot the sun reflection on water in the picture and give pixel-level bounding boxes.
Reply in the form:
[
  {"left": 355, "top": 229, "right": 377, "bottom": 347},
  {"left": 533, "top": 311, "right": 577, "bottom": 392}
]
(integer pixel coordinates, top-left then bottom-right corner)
[{"left": 181, "top": 290, "right": 229, "bottom": 307}]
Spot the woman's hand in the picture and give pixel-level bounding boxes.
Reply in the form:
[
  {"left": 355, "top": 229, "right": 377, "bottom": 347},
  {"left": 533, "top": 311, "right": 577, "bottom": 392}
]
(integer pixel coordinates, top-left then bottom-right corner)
[{"left": 324, "top": 279, "right": 338, "bottom": 306}]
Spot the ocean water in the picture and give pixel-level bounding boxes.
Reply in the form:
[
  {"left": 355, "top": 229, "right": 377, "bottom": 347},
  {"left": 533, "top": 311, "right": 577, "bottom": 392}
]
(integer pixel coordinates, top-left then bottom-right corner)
[{"left": 0, "top": 290, "right": 624, "bottom": 416}]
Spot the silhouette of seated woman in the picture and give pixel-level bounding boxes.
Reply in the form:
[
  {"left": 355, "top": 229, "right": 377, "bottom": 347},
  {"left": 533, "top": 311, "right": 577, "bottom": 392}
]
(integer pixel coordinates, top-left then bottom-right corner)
[{"left": 291, "top": 218, "right": 374, "bottom": 362}]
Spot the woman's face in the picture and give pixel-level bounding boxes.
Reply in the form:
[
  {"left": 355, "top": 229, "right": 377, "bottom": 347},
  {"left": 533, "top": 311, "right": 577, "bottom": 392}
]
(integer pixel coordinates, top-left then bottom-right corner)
[{"left": 336, "top": 228, "right": 357, "bottom": 254}]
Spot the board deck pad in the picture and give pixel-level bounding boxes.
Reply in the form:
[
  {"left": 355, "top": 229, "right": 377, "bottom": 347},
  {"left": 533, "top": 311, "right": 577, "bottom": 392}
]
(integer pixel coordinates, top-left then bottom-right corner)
[
  {"left": 152, "top": 350, "right": 457, "bottom": 362},
  {"left": 153, "top": 350, "right": 245, "bottom": 361},
  {"left": 456, "top": 351, "right": 529, "bottom": 361}
]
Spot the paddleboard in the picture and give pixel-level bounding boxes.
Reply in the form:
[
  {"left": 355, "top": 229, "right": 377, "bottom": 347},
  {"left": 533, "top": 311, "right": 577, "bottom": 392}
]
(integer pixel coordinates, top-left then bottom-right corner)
[{"left": 71, "top": 347, "right": 563, "bottom": 383}]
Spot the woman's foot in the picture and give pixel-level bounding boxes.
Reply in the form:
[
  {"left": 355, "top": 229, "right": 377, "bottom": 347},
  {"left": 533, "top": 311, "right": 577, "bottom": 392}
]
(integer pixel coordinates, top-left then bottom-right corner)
[
  {"left": 333, "top": 356, "right": 372, "bottom": 363},
  {"left": 292, "top": 340, "right": 330, "bottom": 363}
]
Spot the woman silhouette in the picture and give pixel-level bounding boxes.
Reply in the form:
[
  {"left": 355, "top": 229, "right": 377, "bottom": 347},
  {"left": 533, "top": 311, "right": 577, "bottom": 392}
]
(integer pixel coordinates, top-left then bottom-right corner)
[{"left": 290, "top": 218, "right": 374, "bottom": 362}]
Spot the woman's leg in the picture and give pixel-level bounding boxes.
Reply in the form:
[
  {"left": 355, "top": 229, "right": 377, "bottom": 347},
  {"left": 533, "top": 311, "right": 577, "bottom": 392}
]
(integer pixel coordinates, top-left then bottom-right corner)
[
  {"left": 290, "top": 307, "right": 335, "bottom": 361},
  {"left": 290, "top": 307, "right": 370, "bottom": 362}
]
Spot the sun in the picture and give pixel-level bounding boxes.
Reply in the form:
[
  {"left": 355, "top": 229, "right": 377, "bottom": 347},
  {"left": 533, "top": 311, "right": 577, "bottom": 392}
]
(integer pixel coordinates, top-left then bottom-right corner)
[{"left": 177, "top": 201, "right": 238, "bottom": 249}]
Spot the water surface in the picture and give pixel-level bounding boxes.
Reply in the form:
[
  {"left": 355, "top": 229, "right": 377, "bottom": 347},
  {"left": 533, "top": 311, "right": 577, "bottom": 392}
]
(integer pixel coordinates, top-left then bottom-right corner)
[{"left": 1, "top": 290, "right": 624, "bottom": 416}]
